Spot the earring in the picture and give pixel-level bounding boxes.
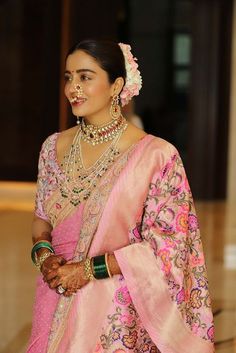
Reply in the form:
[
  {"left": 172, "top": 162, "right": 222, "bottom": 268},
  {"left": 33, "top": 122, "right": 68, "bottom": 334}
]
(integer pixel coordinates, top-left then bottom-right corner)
[
  {"left": 110, "top": 95, "right": 121, "bottom": 120},
  {"left": 76, "top": 116, "right": 80, "bottom": 125}
]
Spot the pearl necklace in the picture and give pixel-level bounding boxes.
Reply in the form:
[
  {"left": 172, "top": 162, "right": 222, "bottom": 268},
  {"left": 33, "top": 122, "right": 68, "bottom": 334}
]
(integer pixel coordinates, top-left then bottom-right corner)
[
  {"left": 60, "top": 127, "right": 122, "bottom": 206},
  {"left": 80, "top": 115, "right": 127, "bottom": 145}
]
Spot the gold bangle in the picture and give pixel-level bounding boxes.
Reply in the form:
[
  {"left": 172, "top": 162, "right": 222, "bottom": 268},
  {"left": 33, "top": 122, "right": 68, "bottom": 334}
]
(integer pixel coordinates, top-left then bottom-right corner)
[
  {"left": 36, "top": 251, "right": 53, "bottom": 271},
  {"left": 105, "top": 253, "right": 112, "bottom": 278},
  {"left": 84, "top": 258, "right": 95, "bottom": 281}
]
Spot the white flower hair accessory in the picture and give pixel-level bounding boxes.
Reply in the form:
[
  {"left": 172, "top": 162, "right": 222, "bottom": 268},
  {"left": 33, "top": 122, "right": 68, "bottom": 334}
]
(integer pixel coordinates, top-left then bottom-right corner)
[{"left": 118, "top": 43, "right": 142, "bottom": 107}]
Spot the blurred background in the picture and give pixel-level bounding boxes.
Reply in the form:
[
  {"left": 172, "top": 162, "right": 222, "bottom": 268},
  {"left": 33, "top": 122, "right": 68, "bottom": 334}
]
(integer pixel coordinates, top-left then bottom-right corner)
[{"left": 0, "top": 0, "right": 236, "bottom": 352}]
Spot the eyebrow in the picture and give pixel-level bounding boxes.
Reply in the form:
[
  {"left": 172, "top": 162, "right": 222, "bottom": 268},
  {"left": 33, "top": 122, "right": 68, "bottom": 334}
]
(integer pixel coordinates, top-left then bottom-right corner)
[{"left": 64, "top": 69, "right": 97, "bottom": 74}]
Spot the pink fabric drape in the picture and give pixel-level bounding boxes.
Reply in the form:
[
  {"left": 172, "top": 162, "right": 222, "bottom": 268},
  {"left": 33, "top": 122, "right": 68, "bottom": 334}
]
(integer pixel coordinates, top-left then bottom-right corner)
[
  {"left": 27, "top": 134, "right": 214, "bottom": 353},
  {"left": 26, "top": 204, "right": 84, "bottom": 353}
]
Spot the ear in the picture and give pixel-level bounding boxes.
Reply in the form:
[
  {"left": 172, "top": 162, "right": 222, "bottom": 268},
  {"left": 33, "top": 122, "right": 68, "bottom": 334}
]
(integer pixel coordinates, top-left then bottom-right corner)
[{"left": 111, "top": 77, "right": 125, "bottom": 97}]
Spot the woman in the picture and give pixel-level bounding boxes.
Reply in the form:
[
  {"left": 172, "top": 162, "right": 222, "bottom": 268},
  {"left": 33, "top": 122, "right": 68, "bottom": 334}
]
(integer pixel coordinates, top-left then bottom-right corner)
[{"left": 27, "top": 39, "right": 214, "bottom": 353}]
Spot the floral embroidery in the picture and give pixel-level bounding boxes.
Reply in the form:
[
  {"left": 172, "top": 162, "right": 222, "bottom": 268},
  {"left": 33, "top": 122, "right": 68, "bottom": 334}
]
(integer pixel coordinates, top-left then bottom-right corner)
[
  {"left": 115, "top": 286, "right": 132, "bottom": 306},
  {"left": 120, "top": 314, "right": 135, "bottom": 327},
  {"left": 150, "top": 347, "right": 159, "bottom": 353},
  {"left": 157, "top": 248, "right": 171, "bottom": 275},
  {"left": 204, "top": 293, "right": 212, "bottom": 308},
  {"left": 111, "top": 331, "right": 121, "bottom": 341},
  {"left": 176, "top": 212, "right": 188, "bottom": 232},
  {"left": 197, "top": 277, "right": 207, "bottom": 288},
  {"left": 35, "top": 133, "right": 62, "bottom": 221},
  {"left": 122, "top": 330, "right": 138, "bottom": 349},
  {"left": 207, "top": 325, "right": 214, "bottom": 342},
  {"left": 164, "top": 237, "right": 176, "bottom": 249},
  {"left": 190, "top": 288, "right": 203, "bottom": 309},
  {"left": 140, "top": 153, "right": 214, "bottom": 342},
  {"left": 190, "top": 253, "right": 204, "bottom": 266},
  {"left": 99, "top": 280, "right": 160, "bottom": 352},
  {"left": 176, "top": 287, "right": 185, "bottom": 304},
  {"left": 132, "top": 225, "right": 142, "bottom": 241},
  {"left": 188, "top": 213, "right": 198, "bottom": 231}
]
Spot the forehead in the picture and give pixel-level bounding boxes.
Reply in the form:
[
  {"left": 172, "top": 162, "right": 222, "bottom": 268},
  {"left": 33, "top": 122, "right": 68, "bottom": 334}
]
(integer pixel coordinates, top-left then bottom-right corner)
[{"left": 65, "top": 50, "right": 102, "bottom": 72}]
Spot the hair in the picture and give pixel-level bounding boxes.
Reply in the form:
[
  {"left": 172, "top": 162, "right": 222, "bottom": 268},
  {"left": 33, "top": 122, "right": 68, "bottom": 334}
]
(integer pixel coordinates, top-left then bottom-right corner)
[{"left": 66, "top": 39, "right": 126, "bottom": 85}]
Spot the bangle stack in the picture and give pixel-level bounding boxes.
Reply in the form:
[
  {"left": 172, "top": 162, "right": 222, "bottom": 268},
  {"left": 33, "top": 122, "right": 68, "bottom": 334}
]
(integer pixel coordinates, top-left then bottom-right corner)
[
  {"left": 84, "top": 253, "right": 112, "bottom": 281},
  {"left": 31, "top": 240, "right": 55, "bottom": 270},
  {"left": 36, "top": 252, "right": 53, "bottom": 270}
]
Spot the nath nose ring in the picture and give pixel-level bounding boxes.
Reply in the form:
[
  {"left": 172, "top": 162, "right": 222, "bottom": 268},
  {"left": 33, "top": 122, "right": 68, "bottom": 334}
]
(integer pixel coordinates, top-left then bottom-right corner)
[{"left": 74, "top": 84, "right": 83, "bottom": 94}]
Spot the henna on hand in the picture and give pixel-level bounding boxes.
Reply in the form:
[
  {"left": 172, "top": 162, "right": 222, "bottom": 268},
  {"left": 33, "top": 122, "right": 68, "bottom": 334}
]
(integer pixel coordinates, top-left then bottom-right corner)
[
  {"left": 45, "top": 261, "right": 89, "bottom": 295},
  {"left": 41, "top": 255, "right": 66, "bottom": 281}
]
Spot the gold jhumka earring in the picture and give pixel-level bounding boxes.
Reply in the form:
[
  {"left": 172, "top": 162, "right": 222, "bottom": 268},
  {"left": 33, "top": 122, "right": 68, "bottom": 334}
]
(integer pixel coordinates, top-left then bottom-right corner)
[{"left": 110, "top": 95, "right": 121, "bottom": 120}]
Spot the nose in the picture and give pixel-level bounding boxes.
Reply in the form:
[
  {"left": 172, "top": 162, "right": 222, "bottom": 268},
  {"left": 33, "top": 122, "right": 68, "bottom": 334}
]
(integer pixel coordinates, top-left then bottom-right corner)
[
  {"left": 74, "top": 83, "right": 81, "bottom": 92},
  {"left": 68, "top": 82, "right": 80, "bottom": 93},
  {"left": 72, "top": 83, "right": 84, "bottom": 96}
]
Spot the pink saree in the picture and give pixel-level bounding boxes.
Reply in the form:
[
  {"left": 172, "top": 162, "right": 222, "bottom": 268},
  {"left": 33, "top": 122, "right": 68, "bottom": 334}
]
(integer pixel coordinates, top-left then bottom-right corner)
[{"left": 26, "top": 132, "right": 214, "bottom": 353}]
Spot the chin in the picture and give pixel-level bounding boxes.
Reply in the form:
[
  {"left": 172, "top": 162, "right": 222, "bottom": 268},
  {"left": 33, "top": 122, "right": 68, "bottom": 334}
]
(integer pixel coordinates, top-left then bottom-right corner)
[{"left": 71, "top": 106, "right": 88, "bottom": 116}]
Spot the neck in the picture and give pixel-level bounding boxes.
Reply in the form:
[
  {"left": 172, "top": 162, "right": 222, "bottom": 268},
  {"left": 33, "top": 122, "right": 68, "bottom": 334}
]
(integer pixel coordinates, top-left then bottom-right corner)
[{"left": 83, "top": 111, "right": 112, "bottom": 127}]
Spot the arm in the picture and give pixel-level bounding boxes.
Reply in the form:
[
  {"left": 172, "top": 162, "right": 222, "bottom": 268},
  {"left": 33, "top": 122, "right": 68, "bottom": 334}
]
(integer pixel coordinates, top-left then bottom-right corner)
[
  {"left": 32, "top": 215, "right": 52, "bottom": 244},
  {"left": 32, "top": 216, "right": 66, "bottom": 274},
  {"left": 32, "top": 136, "right": 66, "bottom": 275},
  {"left": 107, "top": 253, "right": 122, "bottom": 276}
]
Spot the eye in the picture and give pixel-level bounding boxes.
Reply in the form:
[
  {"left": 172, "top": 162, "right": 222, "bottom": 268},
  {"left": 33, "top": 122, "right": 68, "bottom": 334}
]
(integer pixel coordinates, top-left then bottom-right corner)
[
  {"left": 80, "top": 74, "right": 90, "bottom": 81},
  {"left": 64, "top": 74, "right": 72, "bottom": 82}
]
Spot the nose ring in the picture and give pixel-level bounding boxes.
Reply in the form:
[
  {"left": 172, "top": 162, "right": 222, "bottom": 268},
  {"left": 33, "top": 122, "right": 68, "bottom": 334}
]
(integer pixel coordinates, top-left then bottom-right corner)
[{"left": 74, "top": 84, "right": 83, "bottom": 94}]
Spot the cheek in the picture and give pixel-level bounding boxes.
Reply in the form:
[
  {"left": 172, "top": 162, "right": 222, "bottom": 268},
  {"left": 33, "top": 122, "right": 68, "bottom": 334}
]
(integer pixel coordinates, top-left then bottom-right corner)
[{"left": 86, "top": 81, "right": 111, "bottom": 98}]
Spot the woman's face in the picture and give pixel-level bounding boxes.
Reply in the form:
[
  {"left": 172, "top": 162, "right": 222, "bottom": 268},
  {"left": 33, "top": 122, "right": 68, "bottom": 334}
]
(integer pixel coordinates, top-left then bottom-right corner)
[{"left": 64, "top": 50, "right": 114, "bottom": 119}]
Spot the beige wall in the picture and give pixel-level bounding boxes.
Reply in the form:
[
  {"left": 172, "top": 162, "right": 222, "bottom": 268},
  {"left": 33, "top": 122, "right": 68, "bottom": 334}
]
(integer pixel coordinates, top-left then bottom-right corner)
[{"left": 227, "top": 0, "right": 236, "bottom": 201}]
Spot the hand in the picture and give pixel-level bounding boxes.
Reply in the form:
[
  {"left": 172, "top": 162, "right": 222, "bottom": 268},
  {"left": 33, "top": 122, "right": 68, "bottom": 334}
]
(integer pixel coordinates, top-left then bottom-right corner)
[
  {"left": 44, "top": 262, "right": 89, "bottom": 297},
  {"left": 41, "top": 254, "right": 66, "bottom": 280}
]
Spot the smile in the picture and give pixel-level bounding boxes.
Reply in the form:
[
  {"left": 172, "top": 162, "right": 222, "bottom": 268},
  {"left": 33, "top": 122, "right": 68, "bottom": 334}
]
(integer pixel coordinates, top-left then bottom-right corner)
[{"left": 70, "top": 97, "right": 87, "bottom": 106}]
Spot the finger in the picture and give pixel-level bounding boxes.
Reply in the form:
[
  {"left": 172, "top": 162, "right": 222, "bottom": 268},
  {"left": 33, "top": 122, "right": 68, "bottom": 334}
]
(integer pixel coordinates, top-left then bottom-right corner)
[
  {"left": 63, "top": 291, "right": 72, "bottom": 297},
  {"left": 43, "top": 256, "right": 64, "bottom": 271},
  {"left": 50, "top": 261, "right": 62, "bottom": 270},
  {"left": 45, "top": 269, "right": 58, "bottom": 282},
  {"left": 63, "top": 290, "right": 76, "bottom": 297},
  {"left": 41, "top": 267, "right": 52, "bottom": 277},
  {"left": 48, "top": 277, "right": 60, "bottom": 289},
  {"left": 58, "top": 257, "right": 67, "bottom": 265}
]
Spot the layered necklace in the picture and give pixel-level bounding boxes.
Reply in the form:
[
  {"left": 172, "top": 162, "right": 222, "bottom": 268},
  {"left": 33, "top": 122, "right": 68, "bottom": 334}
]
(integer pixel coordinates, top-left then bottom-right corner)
[{"left": 60, "top": 116, "right": 128, "bottom": 206}]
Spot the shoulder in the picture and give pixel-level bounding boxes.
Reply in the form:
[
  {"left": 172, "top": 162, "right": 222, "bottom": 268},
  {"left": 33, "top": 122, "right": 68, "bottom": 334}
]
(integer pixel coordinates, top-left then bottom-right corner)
[
  {"left": 145, "top": 134, "right": 179, "bottom": 160},
  {"left": 40, "top": 126, "right": 77, "bottom": 155},
  {"left": 138, "top": 134, "right": 184, "bottom": 177},
  {"left": 39, "top": 132, "right": 59, "bottom": 158}
]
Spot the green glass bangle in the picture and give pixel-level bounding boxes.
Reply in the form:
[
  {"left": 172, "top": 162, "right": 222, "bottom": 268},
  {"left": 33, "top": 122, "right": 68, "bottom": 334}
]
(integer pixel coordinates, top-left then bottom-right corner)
[
  {"left": 92, "top": 255, "right": 109, "bottom": 279},
  {"left": 31, "top": 242, "right": 54, "bottom": 264}
]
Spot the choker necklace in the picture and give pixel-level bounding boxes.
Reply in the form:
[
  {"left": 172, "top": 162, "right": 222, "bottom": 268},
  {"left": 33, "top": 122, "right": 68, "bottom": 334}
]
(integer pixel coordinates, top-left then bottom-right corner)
[{"left": 80, "top": 115, "right": 128, "bottom": 145}]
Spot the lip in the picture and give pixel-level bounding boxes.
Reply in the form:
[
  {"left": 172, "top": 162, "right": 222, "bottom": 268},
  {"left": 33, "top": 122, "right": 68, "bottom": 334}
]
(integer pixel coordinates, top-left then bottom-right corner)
[{"left": 70, "top": 97, "right": 87, "bottom": 106}]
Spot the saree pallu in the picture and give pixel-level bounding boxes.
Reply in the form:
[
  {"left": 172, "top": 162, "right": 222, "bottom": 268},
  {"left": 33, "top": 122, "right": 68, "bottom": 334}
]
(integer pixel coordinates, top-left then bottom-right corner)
[{"left": 26, "top": 133, "right": 215, "bottom": 353}]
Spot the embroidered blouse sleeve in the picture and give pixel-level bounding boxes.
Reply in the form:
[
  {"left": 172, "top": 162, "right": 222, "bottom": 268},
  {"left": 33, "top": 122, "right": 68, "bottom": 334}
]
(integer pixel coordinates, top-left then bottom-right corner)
[{"left": 34, "top": 134, "right": 58, "bottom": 222}]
